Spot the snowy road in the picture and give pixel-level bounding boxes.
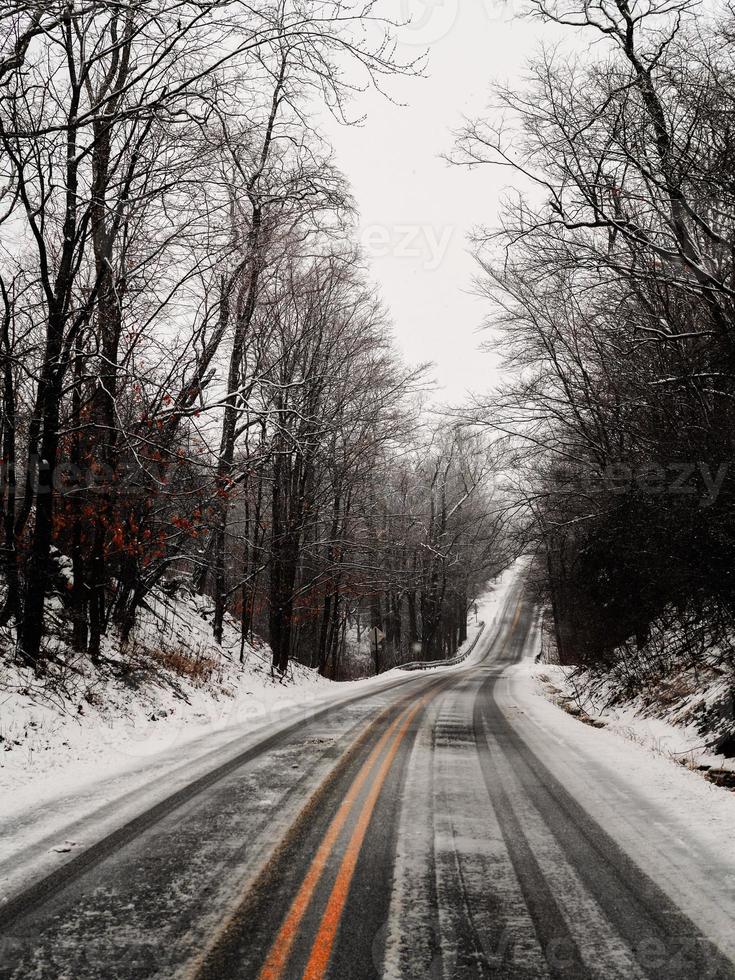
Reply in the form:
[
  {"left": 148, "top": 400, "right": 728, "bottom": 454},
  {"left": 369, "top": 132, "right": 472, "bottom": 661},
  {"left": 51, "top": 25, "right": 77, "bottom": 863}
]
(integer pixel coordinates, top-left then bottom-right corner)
[{"left": 2, "top": 581, "right": 735, "bottom": 978}]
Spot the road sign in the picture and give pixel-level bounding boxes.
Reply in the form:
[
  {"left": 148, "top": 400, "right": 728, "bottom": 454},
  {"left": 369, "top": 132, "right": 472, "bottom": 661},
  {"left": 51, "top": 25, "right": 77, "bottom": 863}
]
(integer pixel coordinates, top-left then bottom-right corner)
[{"left": 369, "top": 627, "right": 385, "bottom": 644}]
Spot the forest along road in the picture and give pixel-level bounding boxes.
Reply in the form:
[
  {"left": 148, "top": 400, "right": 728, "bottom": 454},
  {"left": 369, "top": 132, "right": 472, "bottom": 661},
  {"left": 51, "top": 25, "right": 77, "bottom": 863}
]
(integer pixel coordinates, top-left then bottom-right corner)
[{"left": 2, "top": 583, "right": 735, "bottom": 979}]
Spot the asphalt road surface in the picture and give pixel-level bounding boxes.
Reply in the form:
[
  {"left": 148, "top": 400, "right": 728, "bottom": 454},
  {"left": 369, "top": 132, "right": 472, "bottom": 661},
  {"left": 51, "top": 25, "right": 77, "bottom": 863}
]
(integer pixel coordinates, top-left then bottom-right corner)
[{"left": 2, "top": 583, "right": 734, "bottom": 979}]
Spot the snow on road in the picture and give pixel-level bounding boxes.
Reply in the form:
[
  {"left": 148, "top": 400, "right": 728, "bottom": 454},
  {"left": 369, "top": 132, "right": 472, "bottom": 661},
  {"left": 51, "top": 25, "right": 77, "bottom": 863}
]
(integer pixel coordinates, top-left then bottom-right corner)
[
  {"left": 385, "top": 584, "right": 735, "bottom": 977},
  {"left": 0, "top": 570, "right": 516, "bottom": 910},
  {"left": 3, "top": 564, "right": 734, "bottom": 977},
  {"left": 7, "top": 554, "right": 732, "bottom": 968},
  {"left": 498, "top": 654, "right": 735, "bottom": 964}
]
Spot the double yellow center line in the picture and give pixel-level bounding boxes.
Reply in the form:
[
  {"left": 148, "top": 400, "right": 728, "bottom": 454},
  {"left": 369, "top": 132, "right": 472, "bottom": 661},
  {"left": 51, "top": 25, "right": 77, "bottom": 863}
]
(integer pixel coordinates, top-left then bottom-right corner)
[
  {"left": 259, "top": 691, "right": 434, "bottom": 980},
  {"left": 186, "top": 683, "right": 442, "bottom": 980}
]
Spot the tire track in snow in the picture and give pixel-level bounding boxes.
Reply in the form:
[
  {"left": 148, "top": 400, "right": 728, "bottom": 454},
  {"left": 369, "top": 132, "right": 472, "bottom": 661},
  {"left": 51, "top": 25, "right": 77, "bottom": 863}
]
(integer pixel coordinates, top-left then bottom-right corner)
[
  {"left": 474, "top": 657, "right": 735, "bottom": 978},
  {"left": 432, "top": 678, "right": 552, "bottom": 978}
]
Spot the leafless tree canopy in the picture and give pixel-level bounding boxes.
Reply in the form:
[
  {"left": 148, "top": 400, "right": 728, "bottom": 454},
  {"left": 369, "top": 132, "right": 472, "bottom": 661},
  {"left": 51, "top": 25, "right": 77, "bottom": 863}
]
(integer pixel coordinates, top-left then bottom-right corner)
[
  {"left": 455, "top": 0, "right": 735, "bottom": 690},
  {"left": 0, "top": 0, "right": 508, "bottom": 678}
]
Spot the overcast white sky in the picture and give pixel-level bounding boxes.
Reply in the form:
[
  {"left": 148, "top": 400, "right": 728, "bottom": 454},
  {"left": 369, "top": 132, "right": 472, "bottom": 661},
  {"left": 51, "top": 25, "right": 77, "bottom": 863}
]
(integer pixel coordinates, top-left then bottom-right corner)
[{"left": 322, "top": 1, "right": 554, "bottom": 403}]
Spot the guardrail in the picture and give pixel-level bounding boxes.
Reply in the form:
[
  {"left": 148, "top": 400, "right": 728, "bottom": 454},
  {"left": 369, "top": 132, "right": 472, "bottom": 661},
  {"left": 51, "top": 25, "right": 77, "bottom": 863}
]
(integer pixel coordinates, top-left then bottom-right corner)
[{"left": 397, "top": 621, "right": 486, "bottom": 672}]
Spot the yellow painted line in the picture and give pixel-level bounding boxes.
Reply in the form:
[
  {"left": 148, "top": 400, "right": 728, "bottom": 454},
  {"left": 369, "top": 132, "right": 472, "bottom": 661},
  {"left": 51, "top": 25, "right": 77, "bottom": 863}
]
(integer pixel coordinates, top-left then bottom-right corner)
[
  {"left": 301, "top": 595, "right": 528, "bottom": 976},
  {"left": 185, "top": 687, "right": 431, "bottom": 980},
  {"left": 301, "top": 699, "right": 424, "bottom": 979},
  {"left": 256, "top": 704, "right": 412, "bottom": 980}
]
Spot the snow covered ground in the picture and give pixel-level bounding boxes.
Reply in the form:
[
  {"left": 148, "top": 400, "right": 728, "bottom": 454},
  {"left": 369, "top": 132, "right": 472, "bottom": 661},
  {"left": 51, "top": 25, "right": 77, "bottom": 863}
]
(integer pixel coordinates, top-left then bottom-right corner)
[
  {"left": 0, "top": 588, "right": 333, "bottom": 802},
  {"left": 533, "top": 655, "right": 735, "bottom": 782}
]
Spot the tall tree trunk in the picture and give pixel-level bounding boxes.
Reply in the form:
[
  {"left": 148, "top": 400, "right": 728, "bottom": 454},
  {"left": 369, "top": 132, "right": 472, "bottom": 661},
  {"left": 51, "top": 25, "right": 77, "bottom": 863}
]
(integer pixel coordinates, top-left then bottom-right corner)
[
  {"left": 0, "top": 282, "right": 18, "bottom": 627},
  {"left": 20, "top": 336, "right": 65, "bottom": 665},
  {"left": 370, "top": 593, "right": 382, "bottom": 674},
  {"left": 70, "top": 336, "right": 88, "bottom": 650},
  {"left": 458, "top": 590, "right": 468, "bottom": 645},
  {"left": 86, "top": 15, "right": 135, "bottom": 657}
]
